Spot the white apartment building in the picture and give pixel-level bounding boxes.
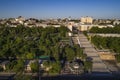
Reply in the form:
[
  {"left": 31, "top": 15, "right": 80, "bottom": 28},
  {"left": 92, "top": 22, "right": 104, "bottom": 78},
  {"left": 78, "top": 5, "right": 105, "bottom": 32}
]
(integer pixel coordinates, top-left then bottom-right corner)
[
  {"left": 80, "top": 16, "right": 93, "bottom": 24},
  {"left": 113, "top": 20, "right": 120, "bottom": 25}
]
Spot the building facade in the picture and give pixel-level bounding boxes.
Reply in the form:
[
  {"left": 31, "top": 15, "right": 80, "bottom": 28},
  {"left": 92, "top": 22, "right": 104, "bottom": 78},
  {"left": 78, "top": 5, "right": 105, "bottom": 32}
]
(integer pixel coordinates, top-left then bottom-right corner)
[{"left": 80, "top": 16, "right": 93, "bottom": 24}]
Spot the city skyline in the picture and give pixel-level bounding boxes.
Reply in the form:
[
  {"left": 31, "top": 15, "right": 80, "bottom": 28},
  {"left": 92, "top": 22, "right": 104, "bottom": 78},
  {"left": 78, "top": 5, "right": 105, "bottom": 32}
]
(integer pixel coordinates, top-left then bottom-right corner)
[{"left": 0, "top": 0, "right": 120, "bottom": 19}]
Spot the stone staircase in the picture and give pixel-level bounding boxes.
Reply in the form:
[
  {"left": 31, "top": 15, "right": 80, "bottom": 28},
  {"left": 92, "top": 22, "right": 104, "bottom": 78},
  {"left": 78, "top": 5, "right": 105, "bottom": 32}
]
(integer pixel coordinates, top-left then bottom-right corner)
[{"left": 78, "top": 33, "right": 110, "bottom": 73}]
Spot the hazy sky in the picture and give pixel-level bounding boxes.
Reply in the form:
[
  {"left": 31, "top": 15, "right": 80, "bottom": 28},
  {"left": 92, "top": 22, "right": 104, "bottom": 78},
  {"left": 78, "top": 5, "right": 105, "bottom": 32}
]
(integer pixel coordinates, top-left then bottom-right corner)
[{"left": 0, "top": 0, "right": 120, "bottom": 19}]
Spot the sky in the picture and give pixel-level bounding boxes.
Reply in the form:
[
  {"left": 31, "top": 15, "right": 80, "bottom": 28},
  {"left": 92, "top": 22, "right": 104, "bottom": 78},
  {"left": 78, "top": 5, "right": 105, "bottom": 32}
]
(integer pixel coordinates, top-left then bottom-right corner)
[{"left": 0, "top": 0, "right": 120, "bottom": 19}]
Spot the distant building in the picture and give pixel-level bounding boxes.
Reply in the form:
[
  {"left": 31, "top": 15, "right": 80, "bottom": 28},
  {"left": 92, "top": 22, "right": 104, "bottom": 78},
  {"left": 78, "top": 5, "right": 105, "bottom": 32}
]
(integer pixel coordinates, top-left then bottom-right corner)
[
  {"left": 97, "top": 25, "right": 114, "bottom": 28},
  {"left": 93, "top": 19, "right": 113, "bottom": 25},
  {"left": 15, "top": 16, "right": 25, "bottom": 24},
  {"left": 79, "top": 24, "right": 93, "bottom": 31},
  {"left": 113, "top": 20, "right": 120, "bottom": 25},
  {"left": 17, "top": 16, "right": 25, "bottom": 21},
  {"left": 80, "top": 16, "right": 93, "bottom": 24},
  {"left": 67, "top": 22, "right": 74, "bottom": 31},
  {"left": 78, "top": 24, "right": 114, "bottom": 31}
]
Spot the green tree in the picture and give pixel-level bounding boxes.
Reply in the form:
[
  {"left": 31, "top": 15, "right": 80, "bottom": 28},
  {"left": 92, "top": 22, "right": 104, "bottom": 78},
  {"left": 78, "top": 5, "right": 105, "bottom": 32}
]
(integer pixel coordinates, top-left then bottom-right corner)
[
  {"left": 84, "top": 61, "right": 92, "bottom": 72},
  {"left": 49, "top": 61, "right": 61, "bottom": 73},
  {"left": 65, "top": 46, "right": 75, "bottom": 61},
  {"left": 26, "top": 53, "right": 35, "bottom": 59},
  {"left": 13, "top": 59, "right": 24, "bottom": 72},
  {"left": 30, "top": 61, "right": 39, "bottom": 73}
]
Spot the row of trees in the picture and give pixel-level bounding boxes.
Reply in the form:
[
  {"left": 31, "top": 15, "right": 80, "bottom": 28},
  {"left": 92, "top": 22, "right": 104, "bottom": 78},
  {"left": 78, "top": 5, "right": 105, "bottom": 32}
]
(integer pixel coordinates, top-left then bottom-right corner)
[
  {"left": 89, "top": 25, "right": 120, "bottom": 33},
  {"left": 91, "top": 36, "right": 120, "bottom": 62},
  {"left": 91, "top": 36, "right": 120, "bottom": 53}
]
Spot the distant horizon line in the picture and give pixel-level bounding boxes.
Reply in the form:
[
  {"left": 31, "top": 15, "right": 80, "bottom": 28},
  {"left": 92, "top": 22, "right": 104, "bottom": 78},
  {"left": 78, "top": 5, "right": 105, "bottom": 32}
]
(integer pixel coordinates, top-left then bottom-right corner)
[{"left": 0, "top": 16, "right": 120, "bottom": 20}]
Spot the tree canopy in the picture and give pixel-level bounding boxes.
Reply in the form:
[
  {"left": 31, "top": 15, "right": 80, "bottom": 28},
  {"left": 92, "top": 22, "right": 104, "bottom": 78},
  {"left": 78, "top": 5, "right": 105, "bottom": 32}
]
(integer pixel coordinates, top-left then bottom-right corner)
[
  {"left": 89, "top": 25, "right": 120, "bottom": 33},
  {"left": 0, "top": 26, "right": 69, "bottom": 59}
]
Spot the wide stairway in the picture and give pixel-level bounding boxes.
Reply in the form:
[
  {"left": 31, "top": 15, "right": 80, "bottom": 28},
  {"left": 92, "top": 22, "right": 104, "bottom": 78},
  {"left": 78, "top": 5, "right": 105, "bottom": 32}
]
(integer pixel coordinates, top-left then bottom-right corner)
[{"left": 77, "top": 33, "right": 110, "bottom": 73}]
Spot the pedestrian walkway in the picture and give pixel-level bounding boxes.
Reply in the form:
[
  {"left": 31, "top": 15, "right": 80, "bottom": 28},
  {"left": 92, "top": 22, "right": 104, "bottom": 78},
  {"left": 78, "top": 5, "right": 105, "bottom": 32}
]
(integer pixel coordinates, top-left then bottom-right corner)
[{"left": 76, "top": 33, "right": 110, "bottom": 73}]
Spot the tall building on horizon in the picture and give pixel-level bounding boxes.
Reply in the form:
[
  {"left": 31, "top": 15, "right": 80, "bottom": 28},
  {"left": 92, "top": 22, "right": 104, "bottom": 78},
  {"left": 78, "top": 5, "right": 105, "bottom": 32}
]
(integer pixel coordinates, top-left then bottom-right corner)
[{"left": 80, "top": 16, "right": 93, "bottom": 24}]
